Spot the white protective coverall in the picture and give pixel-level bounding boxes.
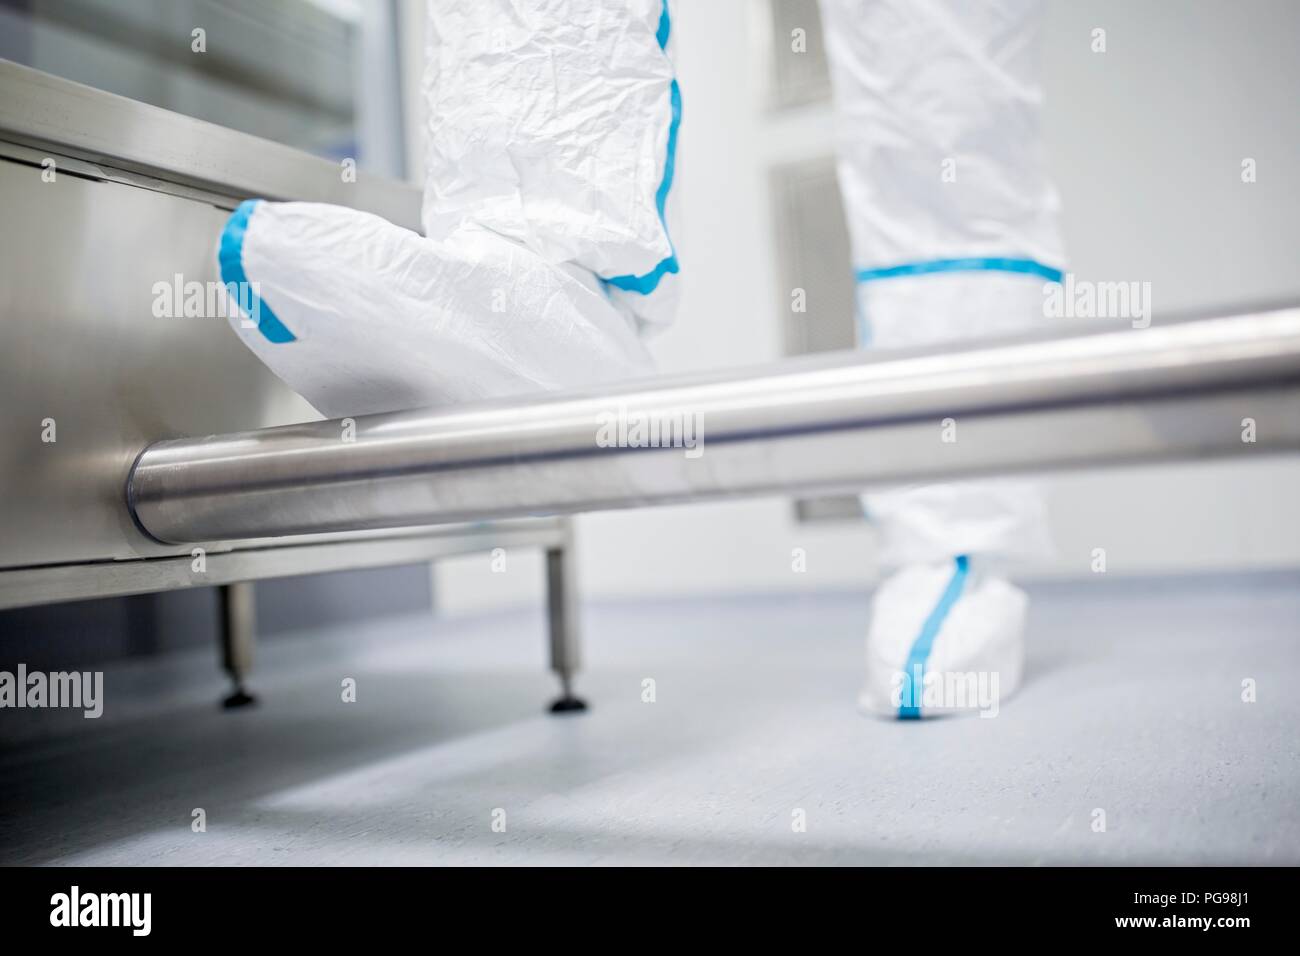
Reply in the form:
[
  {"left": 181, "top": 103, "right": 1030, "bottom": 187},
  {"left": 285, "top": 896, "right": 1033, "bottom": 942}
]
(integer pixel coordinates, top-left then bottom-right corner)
[
  {"left": 220, "top": 0, "right": 1060, "bottom": 720},
  {"left": 819, "top": 0, "right": 1066, "bottom": 717},
  {"left": 219, "top": 0, "right": 680, "bottom": 418}
]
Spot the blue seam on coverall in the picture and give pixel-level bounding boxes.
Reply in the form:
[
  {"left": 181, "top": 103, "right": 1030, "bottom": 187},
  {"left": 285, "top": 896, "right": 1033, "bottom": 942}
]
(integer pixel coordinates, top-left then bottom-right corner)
[
  {"left": 600, "top": 0, "right": 680, "bottom": 295},
  {"left": 855, "top": 256, "right": 1063, "bottom": 284},
  {"left": 219, "top": 199, "right": 297, "bottom": 344},
  {"left": 897, "top": 555, "right": 970, "bottom": 720}
]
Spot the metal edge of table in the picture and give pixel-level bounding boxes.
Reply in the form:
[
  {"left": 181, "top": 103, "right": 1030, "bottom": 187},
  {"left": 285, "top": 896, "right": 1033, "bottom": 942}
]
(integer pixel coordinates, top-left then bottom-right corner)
[
  {"left": 0, "top": 58, "right": 422, "bottom": 229},
  {"left": 0, "top": 519, "right": 570, "bottom": 611},
  {"left": 0, "top": 58, "right": 530, "bottom": 613}
]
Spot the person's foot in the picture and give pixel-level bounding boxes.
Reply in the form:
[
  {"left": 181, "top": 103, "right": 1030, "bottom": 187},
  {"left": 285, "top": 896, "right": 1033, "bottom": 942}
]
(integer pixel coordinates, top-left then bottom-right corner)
[
  {"left": 218, "top": 199, "right": 654, "bottom": 418},
  {"left": 859, "top": 557, "right": 1026, "bottom": 719}
]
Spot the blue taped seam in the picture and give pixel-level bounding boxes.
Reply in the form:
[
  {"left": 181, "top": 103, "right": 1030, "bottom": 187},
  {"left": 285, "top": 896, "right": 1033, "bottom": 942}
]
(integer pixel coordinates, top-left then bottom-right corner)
[
  {"left": 897, "top": 555, "right": 970, "bottom": 720},
  {"left": 600, "top": 0, "right": 679, "bottom": 296},
  {"left": 218, "top": 199, "right": 296, "bottom": 344},
  {"left": 856, "top": 257, "right": 1063, "bottom": 285}
]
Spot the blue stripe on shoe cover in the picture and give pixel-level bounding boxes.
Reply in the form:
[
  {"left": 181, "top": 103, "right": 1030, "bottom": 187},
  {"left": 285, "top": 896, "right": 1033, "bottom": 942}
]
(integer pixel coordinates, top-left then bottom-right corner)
[{"left": 897, "top": 555, "right": 970, "bottom": 719}]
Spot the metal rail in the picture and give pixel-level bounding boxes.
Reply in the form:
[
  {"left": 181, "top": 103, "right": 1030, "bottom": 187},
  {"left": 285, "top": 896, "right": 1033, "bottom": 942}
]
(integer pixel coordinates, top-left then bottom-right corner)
[
  {"left": 0, "top": 60, "right": 420, "bottom": 228},
  {"left": 128, "top": 307, "right": 1300, "bottom": 545}
]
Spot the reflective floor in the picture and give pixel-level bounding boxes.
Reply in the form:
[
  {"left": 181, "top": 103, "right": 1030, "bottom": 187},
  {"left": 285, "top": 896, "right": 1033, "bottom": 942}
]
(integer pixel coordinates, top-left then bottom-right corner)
[{"left": 2, "top": 573, "right": 1298, "bottom": 865}]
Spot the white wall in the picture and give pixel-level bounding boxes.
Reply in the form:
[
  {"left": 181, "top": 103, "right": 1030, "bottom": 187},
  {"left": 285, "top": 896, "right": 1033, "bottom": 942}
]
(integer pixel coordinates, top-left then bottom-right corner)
[{"left": 428, "top": 0, "right": 1300, "bottom": 612}]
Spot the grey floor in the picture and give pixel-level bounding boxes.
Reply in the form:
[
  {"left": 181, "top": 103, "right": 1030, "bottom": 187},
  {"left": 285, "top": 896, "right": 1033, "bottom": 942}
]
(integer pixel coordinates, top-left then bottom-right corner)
[{"left": 2, "top": 574, "right": 1298, "bottom": 866}]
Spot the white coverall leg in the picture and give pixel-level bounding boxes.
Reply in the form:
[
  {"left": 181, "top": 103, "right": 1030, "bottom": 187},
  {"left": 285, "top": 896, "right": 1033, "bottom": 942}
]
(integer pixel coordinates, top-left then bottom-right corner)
[
  {"left": 218, "top": 0, "right": 681, "bottom": 418},
  {"left": 818, "top": 0, "right": 1066, "bottom": 718}
]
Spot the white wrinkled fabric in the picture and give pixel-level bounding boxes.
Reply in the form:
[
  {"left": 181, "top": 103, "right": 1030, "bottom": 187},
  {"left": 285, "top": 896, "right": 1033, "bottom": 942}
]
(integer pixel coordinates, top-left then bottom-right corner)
[
  {"left": 423, "top": 0, "right": 680, "bottom": 329},
  {"left": 820, "top": 0, "right": 1065, "bottom": 564},
  {"left": 864, "top": 479, "right": 1053, "bottom": 567},
  {"left": 228, "top": 202, "right": 653, "bottom": 419},
  {"left": 220, "top": 1, "right": 678, "bottom": 418},
  {"left": 820, "top": 0, "right": 1063, "bottom": 272}
]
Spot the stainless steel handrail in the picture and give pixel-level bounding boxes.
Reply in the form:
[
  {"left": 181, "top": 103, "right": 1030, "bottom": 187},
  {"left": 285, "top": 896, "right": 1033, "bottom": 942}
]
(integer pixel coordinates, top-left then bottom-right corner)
[{"left": 128, "top": 307, "right": 1300, "bottom": 544}]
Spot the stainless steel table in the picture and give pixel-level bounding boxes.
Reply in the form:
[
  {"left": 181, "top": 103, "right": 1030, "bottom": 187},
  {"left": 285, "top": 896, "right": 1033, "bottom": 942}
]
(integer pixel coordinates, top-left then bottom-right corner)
[{"left": 0, "top": 61, "right": 583, "bottom": 711}]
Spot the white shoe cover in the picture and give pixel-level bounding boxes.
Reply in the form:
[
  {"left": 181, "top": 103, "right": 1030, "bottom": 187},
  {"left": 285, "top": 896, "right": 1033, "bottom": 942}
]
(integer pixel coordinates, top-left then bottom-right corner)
[
  {"left": 219, "top": 199, "right": 655, "bottom": 418},
  {"left": 218, "top": 1, "right": 680, "bottom": 419},
  {"left": 859, "top": 559, "right": 1026, "bottom": 719}
]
